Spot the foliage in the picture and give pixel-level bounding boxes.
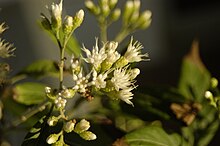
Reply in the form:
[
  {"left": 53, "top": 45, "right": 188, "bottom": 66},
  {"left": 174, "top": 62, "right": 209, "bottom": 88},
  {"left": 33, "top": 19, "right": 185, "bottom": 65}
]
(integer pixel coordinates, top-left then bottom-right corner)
[{"left": 0, "top": 0, "right": 219, "bottom": 146}]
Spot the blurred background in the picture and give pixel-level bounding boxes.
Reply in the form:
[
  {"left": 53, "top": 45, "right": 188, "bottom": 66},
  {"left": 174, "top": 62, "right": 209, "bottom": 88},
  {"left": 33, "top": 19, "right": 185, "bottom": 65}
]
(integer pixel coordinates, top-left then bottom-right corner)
[{"left": 0, "top": 0, "right": 220, "bottom": 145}]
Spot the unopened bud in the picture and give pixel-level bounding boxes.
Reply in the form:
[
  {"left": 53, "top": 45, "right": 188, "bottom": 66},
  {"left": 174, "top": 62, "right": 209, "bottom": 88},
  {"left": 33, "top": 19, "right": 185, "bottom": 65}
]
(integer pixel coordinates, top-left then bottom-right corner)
[
  {"left": 79, "top": 131, "right": 97, "bottom": 141},
  {"left": 137, "top": 10, "right": 152, "bottom": 29},
  {"left": 45, "top": 87, "right": 52, "bottom": 94},
  {"left": 63, "top": 15, "right": 73, "bottom": 35},
  {"left": 114, "top": 56, "right": 129, "bottom": 68},
  {"left": 64, "top": 120, "right": 76, "bottom": 133},
  {"left": 74, "top": 119, "right": 90, "bottom": 133},
  {"left": 47, "top": 116, "right": 59, "bottom": 126},
  {"left": 211, "top": 77, "right": 218, "bottom": 88},
  {"left": 72, "top": 9, "right": 84, "bottom": 30},
  {"left": 205, "top": 91, "right": 213, "bottom": 99},
  {"left": 46, "top": 134, "right": 59, "bottom": 144},
  {"left": 130, "top": 68, "right": 140, "bottom": 80},
  {"left": 123, "top": 1, "right": 134, "bottom": 26},
  {"left": 109, "top": 0, "right": 118, "bottom": 9},
  {"left": 61, "top": 89, "right": 76, "bottom": 98},
  {"left": 110, "top": 8, "right": 121, "bottom": 22},
  {"left": 85, "top": 0, "right": 100, "bottom": 15}
]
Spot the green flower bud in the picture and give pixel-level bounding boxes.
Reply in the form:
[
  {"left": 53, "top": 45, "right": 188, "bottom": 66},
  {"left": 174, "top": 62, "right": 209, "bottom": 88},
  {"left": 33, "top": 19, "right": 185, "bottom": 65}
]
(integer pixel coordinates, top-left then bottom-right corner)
[
  {"left": 85, "top": 0, "right": 100, "bottom": 15},
  {"left": 74, "top": 119, "right": 90, "bottom": 133},
  {"left": 64, "top": 120, "right": 76, "bottom": 133},
  {"left": 123, "top": 1, "right": 134, "bottom": 26},
  {"left": 114, "top": 56, "right": 129, "bottom": 68},
  {"left": 211, "top": 77, "right": 218, "bottom": 88},
  {"left": 109, "top": 0, "right": 118, "bottom": 9},
  {"left": 110, "top": 8, "right": 121, "bottom": 22},
  {"left": 72, "top": 9, "right": 85, "bottom": 30},
  {"left": 130, "top": 0, "right": 140, "bottom": 23},
  {"left": 46, "top": 134, "right": 59, "bottom": 144},
  {"left": 79, "top": 131, "right": 97, "bottom": 141},
  {"left": 47, "top": 116, "right": 59, "bottom": 126},
  {"left": 63, "top": 15, "right": 74, "bottom": 35},
  {"left": 136, "top": 10, "right": 152, "bottom": 29},
  {"left": 100, "top": 0, "right": 110, "bottom": 17}
]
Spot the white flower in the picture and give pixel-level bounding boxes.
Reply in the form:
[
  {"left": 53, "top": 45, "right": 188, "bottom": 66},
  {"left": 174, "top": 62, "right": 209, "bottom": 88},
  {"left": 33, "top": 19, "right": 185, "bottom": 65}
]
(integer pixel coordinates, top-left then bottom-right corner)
[
  {"left": 116, "top": 87, "right": 134, "bottom": 106},
  {"left": 72, "top": 69, "right": 91, "bottom": 93},
  {"left": 82, "top": 39, "right": 107, "bottom": 70},
  {"left": 105, "top": 41, "right": 120, "bottom": 64},
  {"left": 0, "top": 39, "right": 15, "bottom": 58},
  {"left": 47, "top": 0, "right": 63, "bottom": 21},
  {"left": 92, "top": 70, "right": 109, "bottom": 89},
  {"left": 124, "top": 37, "right": 149, "bottom": 63},
  {"left": 54, "top": 96, "right": 67, "bottom": 109},
  {"left": 111, "top": 67, "right": 133, "bottom": 91}
]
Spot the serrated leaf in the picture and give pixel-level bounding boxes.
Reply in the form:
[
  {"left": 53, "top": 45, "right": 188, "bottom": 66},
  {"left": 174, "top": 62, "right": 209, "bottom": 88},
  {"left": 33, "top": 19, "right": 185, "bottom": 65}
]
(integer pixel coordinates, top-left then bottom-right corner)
[
  {"left": 13, "top": 82, "right": 46, "bottom": 105},
  {"left": 18, "top": 60, "right": 59, "bottom": 79},
  {"left": 178, "top": 40, "right": 211, "bottom": 102},
  {"left": 124, "top": 126, "right": 186, "bottom": 146}
]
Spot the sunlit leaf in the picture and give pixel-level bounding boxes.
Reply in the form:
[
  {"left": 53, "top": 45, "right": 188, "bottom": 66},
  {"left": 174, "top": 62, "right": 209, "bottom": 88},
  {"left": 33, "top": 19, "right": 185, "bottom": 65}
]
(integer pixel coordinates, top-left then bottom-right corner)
[
  {"left": 13, "top": 82, "right": 46, "bottom": 105},
  {"left": 178, "top": 40, "right": 211, "bottom": 102}
]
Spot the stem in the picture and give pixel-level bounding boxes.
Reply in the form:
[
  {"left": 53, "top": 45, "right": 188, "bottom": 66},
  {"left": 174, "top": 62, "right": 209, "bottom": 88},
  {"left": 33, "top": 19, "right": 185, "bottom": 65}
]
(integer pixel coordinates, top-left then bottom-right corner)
[
  {"left": 99, "top": 19, "right": 108, "bottom": 42},
  {"left": 114, "top": 28, "right": 129, "bottom": 44},
  {"left": 11, "top": 101, "right": 50, "bottom": 127}
]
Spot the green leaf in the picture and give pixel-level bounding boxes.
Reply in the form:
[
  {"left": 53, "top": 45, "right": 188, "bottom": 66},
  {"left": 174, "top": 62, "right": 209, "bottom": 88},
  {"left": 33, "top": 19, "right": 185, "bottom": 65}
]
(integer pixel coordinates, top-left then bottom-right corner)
[
  {"left": 13, "top": 82, "right": 46, "bottom": 105},
  {"left": 39, "top": 21, "right": 81, "bottom": 57},
  {"left": 124, "top": 126, "right": 186, "bottom": 146},
  {"left": 178, "top": 40, "right": 211, "bottom": 102},
  {"left": 17, "top": 60, "right": 59, "bottom": 79}
]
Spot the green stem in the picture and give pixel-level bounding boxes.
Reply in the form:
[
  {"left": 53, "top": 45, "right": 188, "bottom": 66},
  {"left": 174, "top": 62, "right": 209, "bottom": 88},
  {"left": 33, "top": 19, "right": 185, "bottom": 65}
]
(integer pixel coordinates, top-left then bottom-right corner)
[
  {"left": 100, "top": 19, "right": 108, "bottom": 42},
  {"left": 11, "top": 100, "right": 50, "bottom": 127},
  {"left": 114, "top": 28, "right": 129, "bottom": 44}
]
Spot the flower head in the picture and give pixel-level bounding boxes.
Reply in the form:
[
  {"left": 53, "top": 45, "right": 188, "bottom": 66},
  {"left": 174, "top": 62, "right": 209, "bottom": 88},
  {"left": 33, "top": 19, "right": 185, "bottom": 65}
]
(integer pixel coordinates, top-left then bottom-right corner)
[
  {"left": 82, "top": 39, "right": 107, "bottom": 70},
  {"left": 0, "top": 39, "right": 15, "bottom": 58},
  {"left": 124, "top": 37, "right": 149, "bottom": 63},
  {"left": 92, "top": 70, "right": 109, "bottom": 89},
  {"left": 111, "top": 67, "right": 134, "bottom": 91},
  {"left": 116, "top": 87, "right": 134, "bottom": 106},
  {"left": 47, "top": 0, "right": 63, "bottom": 20}
]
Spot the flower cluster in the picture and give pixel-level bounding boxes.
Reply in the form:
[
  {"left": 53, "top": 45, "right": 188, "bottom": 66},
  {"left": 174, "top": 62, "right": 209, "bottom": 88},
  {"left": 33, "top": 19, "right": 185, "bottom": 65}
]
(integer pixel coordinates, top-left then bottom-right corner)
[{"left": 70, "top": 37, "right": 148, "bottom": 106}]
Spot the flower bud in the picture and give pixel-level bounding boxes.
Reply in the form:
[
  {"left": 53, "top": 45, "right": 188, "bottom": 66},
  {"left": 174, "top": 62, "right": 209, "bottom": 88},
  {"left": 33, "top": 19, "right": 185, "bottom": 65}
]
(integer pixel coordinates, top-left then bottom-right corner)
[
  {"left": 211, "top": 77, "right": 218, "bottom": 88},
  {"left": 72, "top": 9, "right": 84, "bottom": 30},
  {"left": 109, "top": 0, "right": 118, "bottom": 9},
  {"left": 61, "top": 88, "right": 76, "bottom": 98},
  {"left": 137, "top": 10, "right": 152, "bottom": 29},
  {"left": 205, "top": 91, "right": 213, "bottom": 99},
  {"left": 110, "top": 8, "right": 121, "bottom": 22},
  {"left": 63, "top": 15, "right": 73, "bottom": 35},
  {"left": 79, "top": 131, "right": 97, "bottom": 141},
  {"left": 74, "top": 119, "right": 90, "bottom": 133},
  {"left": 85, "top": 1, "right": 100, "bottom": 15},
  {"left": 64, "top": 120, "right": 76, "bottom": 133},
  {"left": 46, "top": 134, "right": 59, "bottom": 144},
  {"left": 130, "top": 68, "right": 140, "bottom": 80},
  {"left": 45, "top": 87, "right": 52, "bottom": 94},
  {"left": 47, "top": 116, "right": 59, "bottom": 126},
  {"left": 123, "top": 1, "right": 134, "bottom": 26}
]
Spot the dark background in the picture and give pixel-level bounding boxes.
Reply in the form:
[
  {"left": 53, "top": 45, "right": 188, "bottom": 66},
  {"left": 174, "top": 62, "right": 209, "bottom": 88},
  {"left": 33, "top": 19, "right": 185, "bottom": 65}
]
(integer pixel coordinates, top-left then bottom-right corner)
[{"left": 0, "top": 0, "right": 220, "bottom": 145}]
